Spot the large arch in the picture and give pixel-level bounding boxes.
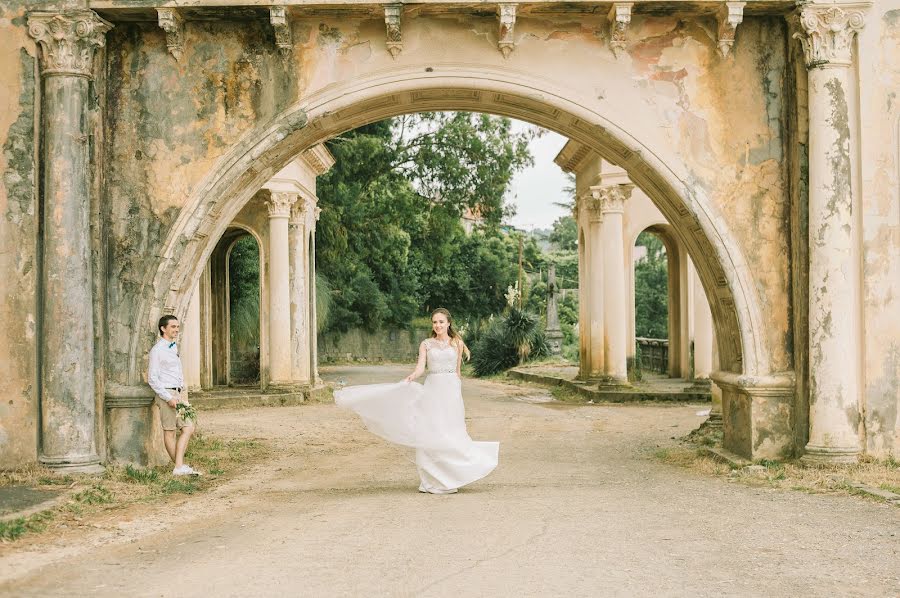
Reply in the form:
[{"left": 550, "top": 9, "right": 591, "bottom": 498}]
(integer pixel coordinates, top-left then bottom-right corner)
[{"left": 130, "top": 67, "right": 769, "bottom": 392}]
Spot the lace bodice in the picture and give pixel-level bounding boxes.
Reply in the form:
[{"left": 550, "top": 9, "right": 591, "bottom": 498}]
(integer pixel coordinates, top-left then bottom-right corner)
[{"left": 424, "top": 338, "right": 459, "bottom": 374}]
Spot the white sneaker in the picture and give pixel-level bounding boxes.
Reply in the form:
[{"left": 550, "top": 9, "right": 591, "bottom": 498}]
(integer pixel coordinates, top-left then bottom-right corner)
[{"left": 173, "top": 464, "right": 202, "bottom": 476}]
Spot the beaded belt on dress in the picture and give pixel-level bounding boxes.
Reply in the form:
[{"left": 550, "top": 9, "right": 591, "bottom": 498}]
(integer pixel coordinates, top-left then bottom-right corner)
[{"left": 429, "top": 368, "right": 457, "bottom": 374}]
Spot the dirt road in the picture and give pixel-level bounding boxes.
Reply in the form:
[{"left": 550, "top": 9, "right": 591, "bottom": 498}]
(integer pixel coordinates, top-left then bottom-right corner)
[{"left": 1, "top": 365, "right": 898, "bottom": 597}]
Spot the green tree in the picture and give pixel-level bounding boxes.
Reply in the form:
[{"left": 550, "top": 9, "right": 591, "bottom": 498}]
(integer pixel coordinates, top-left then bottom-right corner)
[
  {"left": 634, "top": 231, "right": 668, "bottom": 338},
  {"left": 549, "top": 215, "right": 577, "bottom": 251}
]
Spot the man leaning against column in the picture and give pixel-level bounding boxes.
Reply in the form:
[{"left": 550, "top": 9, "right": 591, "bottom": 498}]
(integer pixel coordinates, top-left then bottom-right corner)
[{"left": 148, "top": 315, "right": 202, "bottom": 476}]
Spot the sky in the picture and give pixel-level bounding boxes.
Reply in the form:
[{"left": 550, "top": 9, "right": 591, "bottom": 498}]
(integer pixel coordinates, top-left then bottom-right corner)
[{"left": 505, "top": 121, "right": 571, "bottom": 231}]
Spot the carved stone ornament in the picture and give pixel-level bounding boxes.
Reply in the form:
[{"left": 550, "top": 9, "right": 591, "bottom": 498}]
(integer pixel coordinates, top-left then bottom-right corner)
[
  {"left": 582, "top": 188, "right": 605, "bottom": 222},
  {"left": 498, "top": 4, "right": 517, "bottom": 59},
  {"left": 267, "top": 192, "right": 299, "bottom": 218},
  {"left": 270, "top": 7, "right": 292, "bottom": 57},
  {"left": 592, "top": 183, "right": 634, "bottom": 214},
  {"left": 793, "top": 4, "right": 867, "bottom": 68},
  {"left": 157, "top": 8, "right": 185, "bottom": 62},
  {"left": 717, "top": 2, "right": 745, "bottom": 58},
  {"left": 27, "top": 11, "right": 113, "bottom": 78},
  {"left": 289, "top": 200, "right": 307, "bottom": 226},
  {"left": 384, "top": 4, "right": 403, "bottom": 59},
  {"left": 608, "top": 3, "right": 633, "bottom": 59}
]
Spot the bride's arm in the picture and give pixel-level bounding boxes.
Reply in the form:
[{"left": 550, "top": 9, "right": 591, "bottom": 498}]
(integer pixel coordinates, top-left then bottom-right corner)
[
  {"left": 403, "top": 341, "right": 427, "bottom": 383},
  {"left": 455, "top": 339, "right": 463, "bottom": 378}
]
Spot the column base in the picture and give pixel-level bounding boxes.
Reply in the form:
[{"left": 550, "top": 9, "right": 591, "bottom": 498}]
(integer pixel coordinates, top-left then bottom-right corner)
[
  {"left": 593, "top": 376, "right": 631, "bottom": 389},
  {"left": 39, "top": 454, "right": 104, "bottom": 475},
  {"left": 800, "top": 444, "right": 859, "bottom": 465}
]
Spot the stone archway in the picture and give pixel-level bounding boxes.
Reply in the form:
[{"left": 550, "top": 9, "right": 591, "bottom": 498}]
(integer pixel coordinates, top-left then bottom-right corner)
[
  {"left": 138, "top": 69, "right": 766, "bottom": 380},
  {"left": 128, "top": 70, "right": 786, "bottom": 458}
]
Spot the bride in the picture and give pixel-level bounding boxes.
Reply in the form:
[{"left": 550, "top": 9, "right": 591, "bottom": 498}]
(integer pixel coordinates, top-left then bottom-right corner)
[{"left": 334, "top": 308, "right": 499, "bottom": 494}]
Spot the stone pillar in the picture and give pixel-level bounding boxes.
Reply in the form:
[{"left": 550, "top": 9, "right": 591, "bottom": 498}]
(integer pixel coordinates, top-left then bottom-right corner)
[
  {"left": 28, "top": 11, "right": 111, "bottom": 473},
  {"left": 692, "top": 271, "right": 714, "bottom": 380},
  {"left": 309, "top": 207, "right": 322, "bottom": 384},
  {"left": 707, "top": 328, "right": 723, "bottom": 428},
  {"left": 795, "top": 4, "right": 866, "bottom": 464},
  {"left": 181, "top": 282, "right": 202, "bottom": 391},
  {"left": 597, "top": 183, "right": 634, "bottom": 383},
  {"left": 289, "top": 200, "right": 311, "bottom": 385},
  {"left": 545, "top": 264, "right": 564, "bottom": 355},
  {"left": 266, "top": 192, "right": 298, "bottom": 385},
  {"left": 585, "top": 191, "right": 605, "bottom": 379},
  {"left": 576, "top": 220, "right": 591, "bottom": 378}
]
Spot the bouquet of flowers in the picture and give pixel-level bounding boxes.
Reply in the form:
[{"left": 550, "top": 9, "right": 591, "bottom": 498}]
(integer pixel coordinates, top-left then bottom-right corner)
[{"left": 175, "top": 401, "right": 198, "bottom": 424}]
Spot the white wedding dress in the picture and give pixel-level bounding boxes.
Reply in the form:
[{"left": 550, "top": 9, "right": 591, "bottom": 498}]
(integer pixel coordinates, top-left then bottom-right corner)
[{"left": 334, "top": 338, "right": 499, "bottom": 493}]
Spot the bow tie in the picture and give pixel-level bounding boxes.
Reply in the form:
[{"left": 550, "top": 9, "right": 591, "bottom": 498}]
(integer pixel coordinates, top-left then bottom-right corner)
[{"left": 168, "top": 342, "right": 176, "bottom": 349}]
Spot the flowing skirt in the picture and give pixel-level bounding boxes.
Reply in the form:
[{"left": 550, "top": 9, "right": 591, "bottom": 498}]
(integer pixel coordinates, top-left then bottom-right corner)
[{"left": 334, "top": 373, "right": 499, "bottom": 493}]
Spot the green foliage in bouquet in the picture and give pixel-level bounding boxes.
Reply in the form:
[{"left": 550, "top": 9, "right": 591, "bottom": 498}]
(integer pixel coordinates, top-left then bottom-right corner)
[{"left": 470, "top": 307, "right": 549, "bottom": 377}]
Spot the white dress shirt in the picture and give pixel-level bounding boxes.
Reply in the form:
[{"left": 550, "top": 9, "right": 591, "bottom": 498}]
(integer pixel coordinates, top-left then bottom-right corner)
[{"left": 148, "top": 338, "right": 184, "bottom": 402}]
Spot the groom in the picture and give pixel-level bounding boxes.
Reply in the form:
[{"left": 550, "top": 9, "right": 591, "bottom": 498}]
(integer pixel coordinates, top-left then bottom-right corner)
[{"left": 148, "top": 315, "right": 201, "bottom": 476}]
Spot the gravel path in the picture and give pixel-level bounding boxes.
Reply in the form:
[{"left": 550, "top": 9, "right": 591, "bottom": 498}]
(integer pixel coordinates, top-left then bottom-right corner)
[{"left": 1, "top": 365, "right": 898, "bottom": 597}]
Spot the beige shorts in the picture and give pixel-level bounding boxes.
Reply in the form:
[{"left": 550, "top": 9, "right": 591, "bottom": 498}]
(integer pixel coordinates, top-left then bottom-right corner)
[{"left": 155, "top": 389, "right": 192, "bottom": 431}]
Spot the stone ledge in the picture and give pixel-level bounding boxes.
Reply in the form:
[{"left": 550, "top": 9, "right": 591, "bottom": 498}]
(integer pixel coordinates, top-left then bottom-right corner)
[
  {"left": 508, "top": 368, "right": 711, "bottom": 403},
  {"left": 699, "top": 446, "right": 751, "bottom": 468}
]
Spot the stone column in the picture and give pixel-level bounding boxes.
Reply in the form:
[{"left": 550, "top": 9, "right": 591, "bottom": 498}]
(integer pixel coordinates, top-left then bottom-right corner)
[
  {"left": 576, "top": 217, "right": 591, "bottom": 378},
  {"left": 181, "top": 282, "right": 202, "bottom": 391},
  {"left": 692, "top": 271, "right": 714, "bottom": 380},
  {"left": 585, "top": 190, "right": 605, "bottom": 379},
  {"left": 28, "top": 11, "right": 111, "bottom": 473},
  {"left": 545, "top": 264, "right": 564, "bottom": 355},
  {"left": 266, "top": 192, "right": 298, "bottom": 385},
  {"left": 795, "top": 4, "right": 866, "bottom": 464},
  {"left": 289, "top": 200, "right": 311, "bottom": 385},
  {"left": 597, "top": 183, "right": 634, "bottom": 383},
  {"left": 309, "top": 206, "right": 322, "bottom": 384}
]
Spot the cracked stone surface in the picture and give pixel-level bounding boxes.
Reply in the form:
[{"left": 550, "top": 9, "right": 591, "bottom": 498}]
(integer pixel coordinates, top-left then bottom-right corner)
[{"left": 1, "top": 365, "right": 898, "bottom": 597}]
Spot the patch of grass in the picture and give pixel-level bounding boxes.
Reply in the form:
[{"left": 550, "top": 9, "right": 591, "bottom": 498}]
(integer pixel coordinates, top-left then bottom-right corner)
[
  {"left": 655, "top": 446, "right": 900, "bottom": 504},
  {"left": 160, "top": 478, "right": 199, "bottom": 495},
  {"left": 0, "top": 433, "right": 268, "bottom": 545},
  {"left": 73, "top": 485, "right": 113, "bottom": 505},
  {"left": 123, "top": 465, "right": 159, "bottom": 485},
  {"left": 0, "top": 511, "right": 54, "bottom": 542},
  {"left": 549, "top": 385, "right": 588, "bottom": 404}
]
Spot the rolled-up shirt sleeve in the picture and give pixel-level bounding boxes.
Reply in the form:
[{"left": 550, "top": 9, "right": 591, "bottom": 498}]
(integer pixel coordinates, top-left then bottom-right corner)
[{"left": 148, "top": 346, "right": 172, "bottom": 402}]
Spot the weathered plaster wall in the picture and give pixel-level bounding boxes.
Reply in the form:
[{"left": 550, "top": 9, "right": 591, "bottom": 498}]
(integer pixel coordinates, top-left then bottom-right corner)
[
  {"left": 0, "top": 3, "right": 39, "bottom": 468},
  {"left": 103, "top": 20, "right": 298, "bottom": 385},
  {"left": 860, "top": 3, "right": 900, "bottom": 457},
  {"left": 101, "top": 13, "right": 794, "bottom": 391}
]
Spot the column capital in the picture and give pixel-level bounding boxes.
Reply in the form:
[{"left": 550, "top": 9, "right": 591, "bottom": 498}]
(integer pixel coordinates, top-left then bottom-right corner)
[
  {"left": 591, "top": 183, "right": 634, "bottom": 215},
  {"left": 289, "top": 200, "right": 307, "bottom": 226},
  {"left": 27, "top": 11, "right": 113, "bottom": 78},
  {"left": 792, "top": 3, "right": 869, "bottom": 68},
  {"left": 267, "top": 191, "right": 299, "bottom": 219}
]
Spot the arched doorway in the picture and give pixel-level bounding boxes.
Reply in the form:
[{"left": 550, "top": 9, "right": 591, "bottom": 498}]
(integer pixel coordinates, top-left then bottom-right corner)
[{"left": 128, "top": 73, "right": 783, "bottom": 460}]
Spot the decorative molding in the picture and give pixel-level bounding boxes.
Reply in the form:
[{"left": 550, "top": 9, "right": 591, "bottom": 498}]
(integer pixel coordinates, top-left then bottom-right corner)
[
  {"left": 591, "top": 183, "right": 634, "bottom": 214},
  {"left": 793, "top": 3, "right": 868, "bottom": 68},
  {"left": 157, "top": 8, "right": 185, "bottom": 62},
  {"left": 608, "top": 3, "right": 633, "bottom": 59},
  {"left": 270, "top": 6, "right": 292, "bottom": 57},
  {"left": 384, "top": 4, "right": 403, "bottom": 59},
  {"left": 301, "top": 144, "right": 336, "bottom": 176},
  {"left": 717, "top": 2, "right": 745, "bottom": 58},
  {"left": 498, "top": 3, "right": 517, "bottom": 59},
  {"left": 289, "top": 201, "right": 307, "bottom": 226},
  {"left": 267, "top": 191, "right": 299, "bottom": 218},
  {"left": 27, "top": 11, "right": 113, "bottom": 78}
]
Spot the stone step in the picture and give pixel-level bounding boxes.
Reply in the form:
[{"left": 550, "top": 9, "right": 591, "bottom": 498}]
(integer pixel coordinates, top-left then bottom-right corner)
[
  {"left": 509, "top": 368, "right": 711, "bottom": 403},
  {"left": 187, "top": 386, "right": 325, "bottom": 410}
]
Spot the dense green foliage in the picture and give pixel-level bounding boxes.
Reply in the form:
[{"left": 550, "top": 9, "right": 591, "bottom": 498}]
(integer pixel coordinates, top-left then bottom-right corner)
[
  {"left": 229, "top": 235, "right": 261, "bottom": 382},
  {"left": 470, "top": 307, "right": 550, "bottom": 377},
  {"left": 634, "top": 231, "right": 668, "bottom": 338},
  {"left": 316, "top": 113, "right": 535, "bottom": 332}
]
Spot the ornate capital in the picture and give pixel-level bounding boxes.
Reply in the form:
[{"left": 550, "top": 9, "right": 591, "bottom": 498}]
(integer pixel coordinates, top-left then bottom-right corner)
[
  {"left": 498, "top": 4, "right": 517, "bottom": 59},
  {"left": 157, "top": 8, "right": 185, "bottom": 62},
  {"left": 608, "top": 3, "right": 633, "bottom": 59},
  {"left": 27, "top": 11, "right": 112, "bottom": 78},
  {"left": 591, "top": 183, "right": 634, "bottom": 214},
  {"left": 289, "top": 200, "right": 307, "bottom": 226},
  {"left": 717, "top": 2, "right": 745, "bottom": 58},
  {"left": 267, "top": 192, "right": 299, "bottom": 219},
  {"left": 793, "top": 3, "right": 868, "bottom": 68},
  {"left": 270, "top": 7, "right": 292, "bottom": 57},
  {"left": 384, "top": 4, "right": 402, "bottom": 59}
]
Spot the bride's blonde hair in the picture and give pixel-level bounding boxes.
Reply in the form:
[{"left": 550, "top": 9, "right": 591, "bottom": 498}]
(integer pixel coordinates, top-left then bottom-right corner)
[{"left": 431, "top": 308, "right": 471, "bottom": 361}]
